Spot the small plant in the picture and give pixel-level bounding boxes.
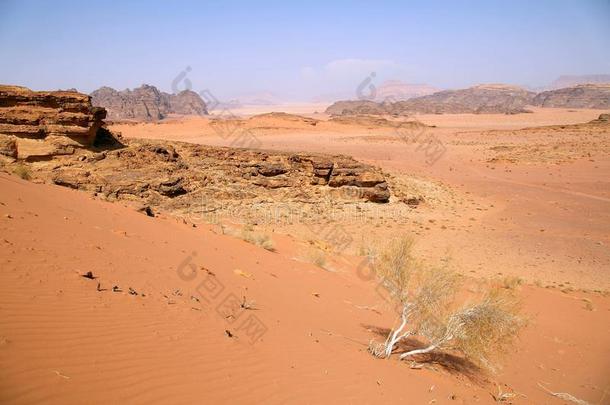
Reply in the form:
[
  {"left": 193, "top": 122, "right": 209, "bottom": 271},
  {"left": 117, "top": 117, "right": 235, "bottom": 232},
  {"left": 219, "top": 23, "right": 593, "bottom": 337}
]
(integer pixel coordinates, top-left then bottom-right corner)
[
  {"left": 499, "top": 275, "right": 523, "bottom": 290},
  {"left": 304, "top": 247, "right": 327, "bottom": 269},
  {"left": 367, "top": 236, "right": 523, "bottom": 370},
  {"left": 240, "top": 229, "right": 276, "bottom": 251},
  {"left": 309, "top": 249, "right": 326, "bottom": 268},
  {"left": 12, "top": 164, "right": 31, "bottom": 180}
]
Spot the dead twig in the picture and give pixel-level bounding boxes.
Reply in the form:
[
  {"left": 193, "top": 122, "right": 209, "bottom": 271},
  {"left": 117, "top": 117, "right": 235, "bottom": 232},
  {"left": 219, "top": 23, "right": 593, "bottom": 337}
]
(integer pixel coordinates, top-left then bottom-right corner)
[{"left": 537, "top": 383, "right": 590, "bottom": 405}]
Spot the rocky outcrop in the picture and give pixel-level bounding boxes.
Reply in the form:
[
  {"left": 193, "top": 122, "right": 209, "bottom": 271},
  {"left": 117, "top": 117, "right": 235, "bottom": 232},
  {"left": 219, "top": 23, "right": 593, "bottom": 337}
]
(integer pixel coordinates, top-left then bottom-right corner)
[
  {"left": 90, "top": 84, "right": 208, "bottom": 121},
  {"left": 393, "top": 84, "right": 535, "bottom": 114},
  {"left": 169, "top": 90, "right": 209, "bottom": 116},
  {"left": 18, "top": 138, "right": 390, "bottom": 205},
  {"left": 532, "top": 84, "right": 610, "bottom": 109},
  {"left": 326, "top": 84, "right": 535, "bottom": 116},
  {"left": 588, "top": 113, "right": 610, "bottom": 124},
  {"left": 325, "top": 100, "right": 388, "bottom": 116},
  {"left": 0, "top": 85, "right": 109, "bottom": 160}
]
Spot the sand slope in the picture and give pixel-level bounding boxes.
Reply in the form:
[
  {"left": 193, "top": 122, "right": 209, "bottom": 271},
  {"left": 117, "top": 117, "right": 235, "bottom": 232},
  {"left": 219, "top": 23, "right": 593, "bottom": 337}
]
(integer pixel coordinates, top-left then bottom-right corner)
[{"left": 1, "top": 173, "right": 609, "bottom": 404}]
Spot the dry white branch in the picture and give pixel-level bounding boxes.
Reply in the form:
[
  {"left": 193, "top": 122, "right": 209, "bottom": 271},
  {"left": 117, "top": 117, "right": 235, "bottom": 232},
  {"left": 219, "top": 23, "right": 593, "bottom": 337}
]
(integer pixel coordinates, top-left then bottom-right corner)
[{"left": 537, "top": 383, "right": 590, "bottom": 405}]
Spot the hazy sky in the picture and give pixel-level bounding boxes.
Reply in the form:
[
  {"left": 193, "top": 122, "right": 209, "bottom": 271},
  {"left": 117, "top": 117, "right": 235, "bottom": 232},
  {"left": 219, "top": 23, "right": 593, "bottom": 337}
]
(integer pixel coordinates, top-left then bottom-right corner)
[{"left": 1, "top": 0, "right": 609, "bottom": 101}]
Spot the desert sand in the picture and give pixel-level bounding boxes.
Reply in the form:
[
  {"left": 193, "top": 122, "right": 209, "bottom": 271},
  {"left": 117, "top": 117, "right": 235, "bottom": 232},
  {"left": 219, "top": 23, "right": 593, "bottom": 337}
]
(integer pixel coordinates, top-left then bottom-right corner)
[
  {"left": 2, "top": 105, "right": 609, "bottom": 404},
  {"left": 1, "top": 171, "right": 609, "bottom": 404},
  {"left": 112, "top": 108, "right": 610, "bottom": 291}
]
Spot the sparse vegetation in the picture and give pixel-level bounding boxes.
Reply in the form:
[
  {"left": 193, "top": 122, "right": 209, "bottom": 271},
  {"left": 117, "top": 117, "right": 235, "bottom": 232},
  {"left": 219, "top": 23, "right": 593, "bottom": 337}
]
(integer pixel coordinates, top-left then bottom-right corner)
[
  {"left": 304, "top": 247, "right": 327, "bottom": 269},
  {"left": 222, "top": 224, "right": 276, "bottom": 251},
  {"left": 12, "top": 164, "right": 31, "bottom": 180},
  {"left": 368, "top": 236, "right": 523, "bottom": 370},
  {"left": 499, "top": 275, "right": 524, "bottom": 290},
  {"left": 240, "top": 229, "right": 276, "bottom": 251}
]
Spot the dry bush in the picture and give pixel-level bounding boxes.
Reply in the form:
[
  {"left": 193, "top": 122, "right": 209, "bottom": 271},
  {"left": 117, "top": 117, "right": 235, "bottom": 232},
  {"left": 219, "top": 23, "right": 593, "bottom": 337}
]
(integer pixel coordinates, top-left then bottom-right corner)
[
  {"left": 373, "top": 237, "right": 417, "bottom": 301},
  {"left": 368, "top": 236, "right": 523, "bottom": 370},
  {"left": 302, "top": 247, "right": 328, "bottom": 269},
  {"left": 12, "top": 164, "right": 31, "bottom": 180},
  {"left": 448, "top": 289, "right": 522, "bottom": 369},
  {"left": 240, "top": 229, "right": 276, "bottom": 251},
  {"left": 499, "top": 275, "right": 524, "bottom": 290},
  {"left": 410, "top": 265, "right": 460, "bottom": 341},
  {"left": 405, "top": 287, "right": 523, "bottom": 370}
]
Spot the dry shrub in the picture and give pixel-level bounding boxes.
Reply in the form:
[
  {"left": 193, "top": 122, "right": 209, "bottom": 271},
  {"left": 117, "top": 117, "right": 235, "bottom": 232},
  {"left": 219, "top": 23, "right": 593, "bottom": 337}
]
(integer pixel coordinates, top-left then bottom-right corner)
[
  {"left": 368, "top": 236, "right": 524, "bottom": 370},
  {"left": 240, "top": 229, "right": 276, "bottom": 251},
  {"left": 411, "top": 265, "right": 460, "bottom": 340},
  {"left": 499, "top": 275, "right": 524, "bottom": 290},
  {"left": 302, "top": 247, "right": 328, "bottom": 269},
  {"left": 373, "top": 237, "right": 417, "bottom": 301},
  {"left": 425, "top": 288, "right": 523, "bottom": 370}
]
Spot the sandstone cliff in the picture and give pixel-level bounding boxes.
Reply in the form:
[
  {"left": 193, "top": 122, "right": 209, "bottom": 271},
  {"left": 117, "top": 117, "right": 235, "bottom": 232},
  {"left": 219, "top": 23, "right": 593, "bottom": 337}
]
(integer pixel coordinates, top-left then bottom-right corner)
[
  {"left": 0, "top": 85, "right": 109, "bottom": 160},
  {"left": 90, "top": 84, "right": 208, "bottom": 121}
]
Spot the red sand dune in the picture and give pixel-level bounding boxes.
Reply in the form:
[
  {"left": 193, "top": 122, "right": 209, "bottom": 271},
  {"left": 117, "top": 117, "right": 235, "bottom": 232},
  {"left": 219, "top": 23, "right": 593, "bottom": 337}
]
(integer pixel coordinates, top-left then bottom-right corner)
[{"left": 1, "top": 173, "right": 609, "bottom": 404}]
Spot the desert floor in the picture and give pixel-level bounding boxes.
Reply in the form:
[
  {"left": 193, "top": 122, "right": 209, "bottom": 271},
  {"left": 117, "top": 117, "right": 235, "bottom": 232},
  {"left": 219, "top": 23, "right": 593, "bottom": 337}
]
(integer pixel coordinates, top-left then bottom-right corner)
[{"left": 2, "top": 107, "right": 610, "bottom": 404}]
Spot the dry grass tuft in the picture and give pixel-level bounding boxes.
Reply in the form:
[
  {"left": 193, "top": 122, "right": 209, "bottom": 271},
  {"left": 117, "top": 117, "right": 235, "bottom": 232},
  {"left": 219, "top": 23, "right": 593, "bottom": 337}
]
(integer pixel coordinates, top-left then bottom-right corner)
[
  {"left": 499, "top": 275, "right": 524, "bottom": 290},
  {"left": 302, "top": 247, "right": 328, "bottom": 269},
  {"left": 240, "top": 229, "right": 276, "bottom": 251},
  {"left": 12, "top": 164, "right": 31, "bottom": 180}
]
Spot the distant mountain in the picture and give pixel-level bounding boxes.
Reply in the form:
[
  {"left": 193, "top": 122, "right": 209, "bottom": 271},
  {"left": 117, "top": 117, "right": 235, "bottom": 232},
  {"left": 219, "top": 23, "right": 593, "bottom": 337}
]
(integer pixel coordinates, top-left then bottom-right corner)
[
  {"left": 549, "top": 75, "right": 610, "bottom": 90},
  {"left": 375, "top": 80, "right": 438, "bottom": 101},
  {"left": 90, "top": 84, "right": 208, "bottom": 121},
  {"left": 532, "top": 84, "right": 610, "bottom": 109},
  {"left": 326, "top": 84, "right": 535, "bottom": 116}
]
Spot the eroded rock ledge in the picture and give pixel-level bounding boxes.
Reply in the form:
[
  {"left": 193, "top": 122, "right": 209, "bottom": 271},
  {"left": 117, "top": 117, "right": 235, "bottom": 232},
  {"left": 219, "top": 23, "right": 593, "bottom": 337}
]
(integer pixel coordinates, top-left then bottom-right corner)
[
  {"left": 40, "top": 139, "right": 390, "bottom": 208},
  {"left": 0, "top": 85, "right": 109, "bottom": 160}
]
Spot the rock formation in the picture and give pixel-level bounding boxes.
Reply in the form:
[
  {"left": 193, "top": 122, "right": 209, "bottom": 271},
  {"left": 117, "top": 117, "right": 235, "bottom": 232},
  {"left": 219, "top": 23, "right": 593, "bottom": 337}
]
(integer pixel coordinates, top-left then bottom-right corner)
[
  {"left": 34, "top": 140, "right": 390, "bottom": 205},
  {"left": 548, "top": 75, "right": 610, "bottom": 89},
  {"left": 532, "top": 84, "right": 610, "bottom": 109},
  {"left": 90, "top": 84, "right": 208, "bottom": 121},
  {"left": 0, "top": 85, "right": 109, "bottom": 160},
  {"left": 325, "top": 100, "right": 389, "bottom": 116},
  {"left": 326, "top": 84, "right": 535, "bottom": 116},
  {"left": 588, "top": 113, "right": 610, "bottom": 124}
]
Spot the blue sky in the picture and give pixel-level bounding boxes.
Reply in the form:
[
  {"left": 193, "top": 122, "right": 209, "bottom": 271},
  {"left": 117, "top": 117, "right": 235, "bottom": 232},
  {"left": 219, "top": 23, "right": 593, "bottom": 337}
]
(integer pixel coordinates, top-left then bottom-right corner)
[{"left": 0, "top": 0, "right": 609, "bottom": 100}]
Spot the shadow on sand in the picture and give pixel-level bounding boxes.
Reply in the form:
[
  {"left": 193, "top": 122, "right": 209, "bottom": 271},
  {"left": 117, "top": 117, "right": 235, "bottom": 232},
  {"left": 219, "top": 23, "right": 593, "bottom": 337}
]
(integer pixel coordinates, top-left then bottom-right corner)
[{"left": 363, "top": 324, "right": 487, "bottom": 385}]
